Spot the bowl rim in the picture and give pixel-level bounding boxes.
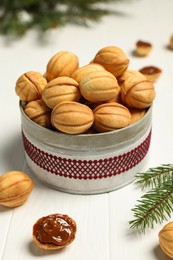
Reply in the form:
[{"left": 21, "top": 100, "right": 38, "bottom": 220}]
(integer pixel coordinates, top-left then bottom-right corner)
[{"left": 20, "top": 101, "right": 152, "bottom": 150}]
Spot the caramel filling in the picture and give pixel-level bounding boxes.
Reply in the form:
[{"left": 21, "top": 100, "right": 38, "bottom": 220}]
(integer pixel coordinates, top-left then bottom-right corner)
[
  {"left": 33, "top": 214, "right": 76, "bottom": 246},
  {"left": 139, "top": 66, "right": 161, "bottom": 75},
  {"left": 136, "top": 40, "right": 152, "bottom": 48}
]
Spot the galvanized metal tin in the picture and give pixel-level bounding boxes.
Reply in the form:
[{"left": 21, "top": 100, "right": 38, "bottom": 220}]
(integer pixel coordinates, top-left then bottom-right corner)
[{"left": 20, "top": 102, "right": 152, "bottom": 194}]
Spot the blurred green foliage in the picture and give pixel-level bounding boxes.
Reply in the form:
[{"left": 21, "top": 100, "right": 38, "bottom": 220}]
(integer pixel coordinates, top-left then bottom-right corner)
[{"left": 0, "top": 0, "right": 129, "bottom": 37}]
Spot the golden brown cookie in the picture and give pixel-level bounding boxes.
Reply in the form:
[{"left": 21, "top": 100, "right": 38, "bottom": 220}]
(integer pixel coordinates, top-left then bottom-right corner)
[
  {"left": 15, "top": 71, "right": 47, "bottom": 102},
  {"left": 118, "top": 70, "right": 146, "bottom": 87},
  {"left": 93, "top": 102, "right": 131, "bottom": 132},
  {"left": 135, "top": 40, "right": 152, "bottom": 56},
  {"left": 120, "top": 70, "right": 156, "bottom": 109},
  {"left": 0, "top": 171, "right": 34, "bottom": 208},
  {"left": 42, "top": 76, "right": 81, "bottom": 109},
  {"left": 128, "top": 108, "right": 146, "bottom": 124},
  {"left": 71, "top": 63, "right": 105, "bottom": 83},
  {"left": 46, "top": 51, "right": 79, "bottom": 81},
  {"left": 139, "top": 66, "right": 162, "bottom": 82},
  {"left": 33, "top": 213, "right": 77, "bottom": 250},
  {"left": 79, "top": 70, "right": 120, "bottom": 103},
  {"left": 92, "top": 45, "right": 129, "bottom": 77},
  {"left": 51, "top": 101, "right": 94, "bottom": 134},
  {"left": 159, "top": 221, "right": 173, "bottom": 259},
  {"left": 24, "top": 99, "right": 52, "bottom": 128},
  {"left": 169, "top": 34, "right": 173, "bottom": 50}
]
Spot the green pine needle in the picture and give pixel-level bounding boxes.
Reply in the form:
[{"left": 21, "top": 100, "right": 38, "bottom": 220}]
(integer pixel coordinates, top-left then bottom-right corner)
[
  {"left": 135, "top": 164, "right": 173, "bottom": 189},
  {"left": 0, "top": 0, "right": 134, "bottom": 37},
  {"left": 129, "top": 164, "right": 173, "bottom": 233}
]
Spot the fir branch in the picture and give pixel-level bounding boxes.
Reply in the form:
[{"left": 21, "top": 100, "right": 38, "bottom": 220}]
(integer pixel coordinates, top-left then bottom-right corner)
[
  {"left": 129, "top": 180, "right": 173, "bottom": 233},
  {"left": 0, "top": 0, "right": 134, "bottom": 37},
  {"left": 129, "top": 164, "right": 173, "bottom": 233},
  {"left": 135, "top": 164, "right": 173, "bottom": 189}
]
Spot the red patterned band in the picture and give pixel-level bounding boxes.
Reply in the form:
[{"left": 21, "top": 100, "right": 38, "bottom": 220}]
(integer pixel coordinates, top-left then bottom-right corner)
[{"left": 22, "top": 130, "right": 151, "bottom": 180}]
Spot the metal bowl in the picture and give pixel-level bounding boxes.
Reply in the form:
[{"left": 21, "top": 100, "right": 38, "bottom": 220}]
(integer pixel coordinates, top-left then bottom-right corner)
[{"left": 20, "top": 102, "right": 152, "bottom": 194}]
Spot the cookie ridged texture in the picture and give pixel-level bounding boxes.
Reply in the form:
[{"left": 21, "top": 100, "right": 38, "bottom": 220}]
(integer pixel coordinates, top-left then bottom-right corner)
[
  {"left": 24, "top": 99, "right": 52, "bottom": 128},
  {"left": 118, "top": 70, "right": 147, "bottom": 87},
  {"left": 79, "top": 70, "right": 120, "bottom": 103},
  {"left": 15, "top": 71, "right": 47, "bottom": 102},
  {"left": 128, "top": 108, "right": 146, "bottom": 124},
  {"left": 46, "top": 51, "right": 79, "bottom": 81},
  {"left": 92, "top": 46, "right": 129, "bottom": 77},
  {"left": 0, "top": 171, "right": 34, "bottom": 208},
  {"left": 51, "top": 101, "right": 94, "bottom": 134},
  {"left": 159, "top": 221, "right": 173, "bottom": 259},
  {"left": 42, "top": 76, "right": 81, "bottom": 109},
  {"left": 121, "top": 80, "right": 156, "bottom": 109},
  {"left": 93, "top": 102, "right": 131, "bottom": 132},
  {"left": 71, "top": 63, "right": 105, "bottom": 83}
]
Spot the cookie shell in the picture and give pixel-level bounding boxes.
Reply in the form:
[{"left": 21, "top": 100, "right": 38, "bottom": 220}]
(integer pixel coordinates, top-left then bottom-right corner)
[
  {"left": 15, "top": 71, "right": 47, "bottom": 102},
  {"left": 42, "top": 76, "right": 81, "bottom": 109},
  {"left": 24, "top": 99, "right": 52, "bottom": 128},
  {"left": 33, "top": 213, "right": 77, "bottom": 250},
  {"left": 121, "top": 80, "right": 156, "bottom": 109},
  {"left": 135, "top": 40, "right": 152, "bottom": 56},
  {"left": 93, "top": 102, "right": 131, "bottom": 132},
  {"left": 79, "top": 70, "right": 120, "bottom": 103},
  {"left": 92, "top": 46, "right": 129, "bottom": 77},
  {"left": 51, "top": 101, "right": 94, "bottom": 134},
  {"left": 71, "top": 63, "right": 105, "bottom": 83},
  {"left": 139, "top": 66, "right": 162, "bottom": 82},
  {"left": 46, "top": 51, "right": 79, "bottom": 81},
  {"left": 159, "top": 221, "right": 173, "bottom": 259}
]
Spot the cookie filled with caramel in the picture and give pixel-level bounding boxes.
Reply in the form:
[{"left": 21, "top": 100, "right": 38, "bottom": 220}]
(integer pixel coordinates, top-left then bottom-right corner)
[
  {"left": 135, "top": 40, "right": 152, "bottom": 56},
  {"left": 33, "top": 213, "right": 77, "bottom": 250},
  {"left": 16, "top": 45, "right": 156, "bottom": 134},
  {"left": 139, "top": 65, "right": 162, "bottom": 82}
]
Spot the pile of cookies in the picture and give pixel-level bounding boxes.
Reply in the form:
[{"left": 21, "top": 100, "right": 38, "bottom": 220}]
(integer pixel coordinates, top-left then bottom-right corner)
[
  {"left": 135, "top": 40, "right": 162, "bottom": 82},
  {"left": 15, "top": 45, "right": 156, "bottom": 134}
]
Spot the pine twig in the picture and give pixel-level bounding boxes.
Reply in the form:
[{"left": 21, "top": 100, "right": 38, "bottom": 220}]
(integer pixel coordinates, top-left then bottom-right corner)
[
  {"left": 129, "top": 182, "right": 173, "bottom": 233},
  {"left": 129, "top": 164, "right": 173, "bottom": 233},
  {"left": 0, "top": 0, "right": 134, "bottom": 37},
  {"left": 135, "top": 164, "right": 173, "bottom": 189}
]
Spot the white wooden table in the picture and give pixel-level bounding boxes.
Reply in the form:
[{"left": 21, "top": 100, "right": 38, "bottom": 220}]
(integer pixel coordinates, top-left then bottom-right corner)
[{"left": 1, "top": 0, "right": 173, "bottom": 259}]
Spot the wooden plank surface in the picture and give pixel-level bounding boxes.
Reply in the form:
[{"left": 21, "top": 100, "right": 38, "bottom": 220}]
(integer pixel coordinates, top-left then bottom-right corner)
[{"left": 1, "top": 0, "right": 173, "bottom": 259}]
